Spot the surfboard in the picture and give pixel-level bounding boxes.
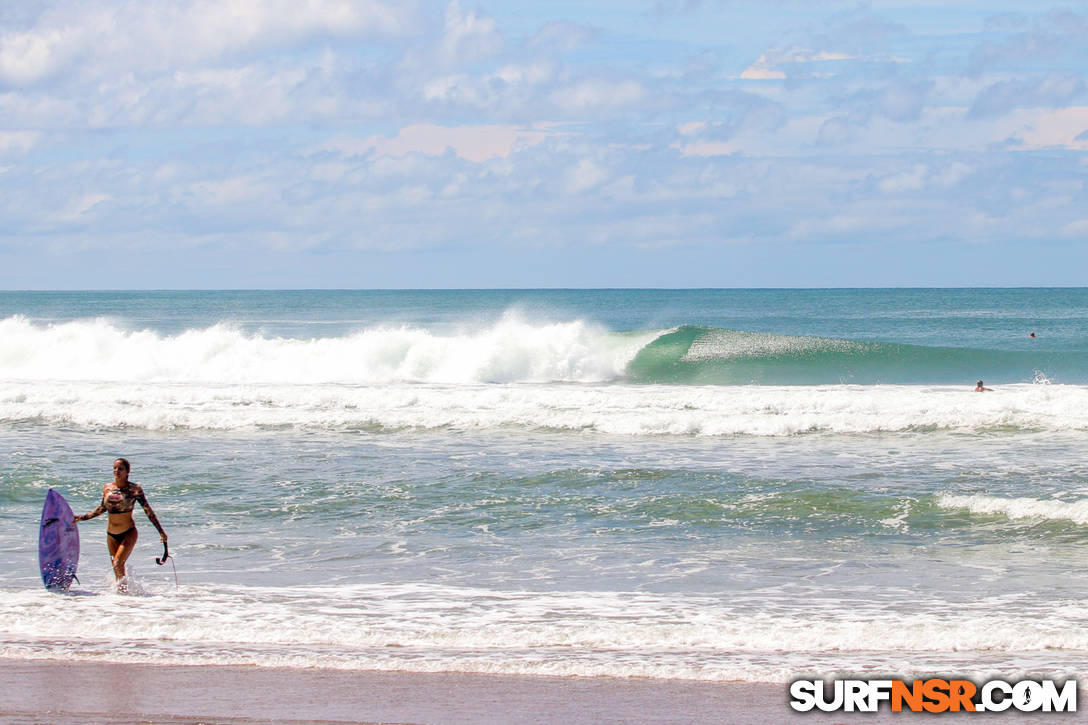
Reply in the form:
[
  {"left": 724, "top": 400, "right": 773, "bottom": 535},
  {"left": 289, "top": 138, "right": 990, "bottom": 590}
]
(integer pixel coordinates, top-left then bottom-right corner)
[{"left": 39, "top": 489, "right": 80, "bottom": 592}]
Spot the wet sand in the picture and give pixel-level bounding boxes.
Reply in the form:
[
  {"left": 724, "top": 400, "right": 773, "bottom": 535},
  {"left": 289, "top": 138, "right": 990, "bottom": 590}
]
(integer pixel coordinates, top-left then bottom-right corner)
[{"left": 0, "top": 659, "right": 1080, "bottom": 724}]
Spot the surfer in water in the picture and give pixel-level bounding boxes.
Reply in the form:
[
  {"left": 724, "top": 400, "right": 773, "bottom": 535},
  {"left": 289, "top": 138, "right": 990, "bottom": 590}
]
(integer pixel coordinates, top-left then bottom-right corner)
[
  {"left": 73, "top": 458, "right": 167, "bottom": 590},
  {"left": 974, "top": 380, "right": 993, "bottom": 392}
]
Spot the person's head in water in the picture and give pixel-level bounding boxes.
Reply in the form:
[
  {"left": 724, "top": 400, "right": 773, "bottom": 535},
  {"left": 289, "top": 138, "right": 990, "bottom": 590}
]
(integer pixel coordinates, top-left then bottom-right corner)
[
  {"left": 113, "top": 458, "right": 131, "bottom": 482},
  {"left": 975, "top": 380, "right": 992, "bottom": 392}
]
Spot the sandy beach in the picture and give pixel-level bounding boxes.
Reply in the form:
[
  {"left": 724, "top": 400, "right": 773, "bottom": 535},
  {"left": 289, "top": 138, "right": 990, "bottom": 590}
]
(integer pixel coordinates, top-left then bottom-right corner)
[{"left": 0, "top": 659, "right": 1078, "bottom": 724}]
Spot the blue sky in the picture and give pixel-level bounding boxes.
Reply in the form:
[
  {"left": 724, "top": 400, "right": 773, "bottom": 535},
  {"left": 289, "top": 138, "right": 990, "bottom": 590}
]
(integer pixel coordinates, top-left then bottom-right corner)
[{"left": 1, "top": 0, "right": 1087, "bottom": 288}]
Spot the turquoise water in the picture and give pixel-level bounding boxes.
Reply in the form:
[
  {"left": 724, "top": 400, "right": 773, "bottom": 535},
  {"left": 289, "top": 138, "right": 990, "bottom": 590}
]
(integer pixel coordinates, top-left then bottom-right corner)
[
  {"left": 2, "top": 288, "right": 1084, "bottom": 383},
  {"left": 1, "top": 289, "right": 1087, "bottom": 681}
]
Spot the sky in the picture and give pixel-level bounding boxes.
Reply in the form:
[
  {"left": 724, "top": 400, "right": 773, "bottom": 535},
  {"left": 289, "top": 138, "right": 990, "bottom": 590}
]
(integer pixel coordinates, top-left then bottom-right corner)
[{"left": 1, "top": 0, "right": 1087, "bottom": 289}]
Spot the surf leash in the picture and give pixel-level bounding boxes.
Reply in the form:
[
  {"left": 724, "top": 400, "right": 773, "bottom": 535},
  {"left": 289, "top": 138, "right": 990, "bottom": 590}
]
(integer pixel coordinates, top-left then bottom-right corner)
[
  {"left": 155, "top": 541, "right": 170, "bottom": 565},
  {"left": 156, "top": 541, "right": 179, "bottom": 591}
]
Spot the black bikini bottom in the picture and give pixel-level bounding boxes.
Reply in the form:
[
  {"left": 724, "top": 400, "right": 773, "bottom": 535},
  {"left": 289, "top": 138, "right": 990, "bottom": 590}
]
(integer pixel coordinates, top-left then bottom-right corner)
[{"left": 107, "top": 527, "right": 136, "bottom": 544}]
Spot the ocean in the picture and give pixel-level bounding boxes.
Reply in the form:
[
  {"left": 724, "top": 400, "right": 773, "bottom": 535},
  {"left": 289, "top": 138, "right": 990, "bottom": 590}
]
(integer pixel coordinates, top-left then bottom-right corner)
[{"left": 2, "top": 288, "right": 1087, "bottom": 683}]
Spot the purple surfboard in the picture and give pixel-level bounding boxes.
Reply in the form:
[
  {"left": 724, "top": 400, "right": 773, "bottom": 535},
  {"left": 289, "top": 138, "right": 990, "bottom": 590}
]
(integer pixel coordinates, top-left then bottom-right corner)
[{"left": 39, "top": 489, "right": 80, "bottom": 591}]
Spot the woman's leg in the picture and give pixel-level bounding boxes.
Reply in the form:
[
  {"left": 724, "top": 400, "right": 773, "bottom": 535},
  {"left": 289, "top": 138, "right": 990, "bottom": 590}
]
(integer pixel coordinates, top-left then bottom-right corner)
[{"left": 106, "top": 528, "right": 139, "bottom": 583}]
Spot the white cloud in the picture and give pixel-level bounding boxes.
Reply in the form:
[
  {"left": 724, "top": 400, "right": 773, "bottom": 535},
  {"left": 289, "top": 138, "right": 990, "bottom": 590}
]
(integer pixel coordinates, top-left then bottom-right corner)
[
  {"left": 968, "top": 74, "right": 1086, "bottom": 119},
  {"left": 529, "top": 22, "right": 590, "bottom": 54},
  {"left": 422, "top": 73, "right": 484, "bottom": 105},
  {"left": 322, "top": 124, "right": 560, "bottom": 163},
  {"left": 816, "top": 117, "right": 858, "bottom": 147},
  {"left": 0, "top": 26, "right": 78, "bottom": 86},
  {"left": 185, "top": 174, "right": 269, "bottom": 207},
  {"left": 309, "top": 161, "right": 353, "bottom": 184},
  {"left": 166, "top": 64, "right": 317, "bottom": 125},
  {"left": 0, "top": 0, "right": 412, "bottom": 86},
  {"left": 879, "top": 164, "right": 928, "bottom": 193},
  {"left": 740, "top": 54, "right": 786, "bottom": 80},
  {"left": 1006, "top": 107, "right": 1088, "bottom": 151},
  {"left": 677, "top": 122, "right": 706, "bottom": 136},
  {"left": 0, "top": 131, "right": 40, "bottom": 156},
  {"left": 787, "top": 212, "right": 898, "bottom": 242},
  {"left": 906, "top": 105, "right": 1088, "bottom": 152},
  {"left": 930, "top": 162, "right": 974, "bottom": 188},
  {"left": 1058, "top": 219, "right": 1088, "bottom": 237},
  {"left": 795, "top": 104, "right": 1088, "bottom": 156},
  {"left": 548, "top": 79, "right": 646, "bottom": 111},
  {"left": 566, "top": 158, "right": 608, "bottom": 194},
  {"left": 437, "top": 1, "right": 502, "bottom": 67},
  {"left": 741, "top": 49, "right": 853, "bottom": 80},
  {"left": 64, "top": 192, "right": 112, "bottom": 220},
  {"left": 492, "top": 61, "right": 553, "bottom": 87},
  {"left": 674, "top": 141, "right": 741, "bottom": 157},
  {"left": 417, "top": 60, "right": 555, "bottom": 112},
  {"left": 4, "top": 1, "right": 1088, "bottom": 287}
]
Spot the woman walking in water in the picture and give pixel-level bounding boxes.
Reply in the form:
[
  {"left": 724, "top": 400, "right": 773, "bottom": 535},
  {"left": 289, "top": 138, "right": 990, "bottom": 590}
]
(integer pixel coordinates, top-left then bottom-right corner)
[{"left": 74, "top": 458, "right": 167, "bottom": 590}]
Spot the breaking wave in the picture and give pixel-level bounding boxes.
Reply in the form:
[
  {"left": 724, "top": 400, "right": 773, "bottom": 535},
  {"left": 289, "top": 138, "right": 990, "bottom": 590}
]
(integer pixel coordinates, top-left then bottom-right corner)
[{"left": 2, "top": 315, "right": 1085, "bottom": 435}]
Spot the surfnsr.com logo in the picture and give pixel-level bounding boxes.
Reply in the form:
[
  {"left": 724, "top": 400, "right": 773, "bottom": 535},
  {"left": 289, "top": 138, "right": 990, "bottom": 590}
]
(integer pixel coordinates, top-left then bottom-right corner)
[{"left": 789, "top": 678, "right": 1077, "bottom": 713}]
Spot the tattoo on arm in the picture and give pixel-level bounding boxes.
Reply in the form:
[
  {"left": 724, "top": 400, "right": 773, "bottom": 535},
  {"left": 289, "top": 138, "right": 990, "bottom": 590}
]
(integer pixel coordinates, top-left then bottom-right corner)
[
  {"left": 137, "top": 488, "right": 165, "bottom": 535},
  {"left": 76, "top": 503, "right": 106, "bottom": 522},
  {"left": 77, "top": 490, "right": 107, "bottom": 522}
]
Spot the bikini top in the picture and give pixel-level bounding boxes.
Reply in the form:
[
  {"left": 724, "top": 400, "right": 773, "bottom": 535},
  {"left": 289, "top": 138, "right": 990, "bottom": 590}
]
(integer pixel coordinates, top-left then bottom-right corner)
[{"left": 102, "top": 484, "right": 147, "bottom": 514}]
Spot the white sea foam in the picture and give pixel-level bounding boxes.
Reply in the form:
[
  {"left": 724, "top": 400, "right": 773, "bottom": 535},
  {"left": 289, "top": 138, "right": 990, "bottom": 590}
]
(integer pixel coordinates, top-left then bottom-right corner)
[
  {"left": 1, "top": 379, "right": 1087, "bottom": 435},
  {"left": 938, "top": 494, "right": 1088, "bottom": 525},
  {"left": 0, "top": 314, "right": 654, "bottom": 385},
  {"left": 2, "top": 583, "right": 1085, "bottom": 682},
  {"left": 4, "top": 314, "right": 1088, "bottom": 436}
]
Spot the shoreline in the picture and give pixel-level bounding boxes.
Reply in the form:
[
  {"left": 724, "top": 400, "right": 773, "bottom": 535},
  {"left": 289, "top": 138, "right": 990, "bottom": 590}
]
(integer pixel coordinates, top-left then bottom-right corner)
[{"left": 0, "top": 658, "right": 1073, "bottom": 724}]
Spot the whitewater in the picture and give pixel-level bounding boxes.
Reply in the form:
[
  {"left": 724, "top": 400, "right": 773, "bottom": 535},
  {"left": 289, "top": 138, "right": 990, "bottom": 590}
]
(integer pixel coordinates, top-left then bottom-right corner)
[
  {"left": 2, "top": 312, "right": 1086, "bottom": 435},
  {"left": 2, "top": 288, "right": 1088, "bottom": 685}
]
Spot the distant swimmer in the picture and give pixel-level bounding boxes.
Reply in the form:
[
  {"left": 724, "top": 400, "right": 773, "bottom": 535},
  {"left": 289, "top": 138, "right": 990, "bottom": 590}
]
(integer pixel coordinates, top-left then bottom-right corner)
[
  {"left": 975, "top": 380, "right": 993, "bottom": 392},
  {"left": 1030, "top": 332, "right": 1036, "bottom": 338}
]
